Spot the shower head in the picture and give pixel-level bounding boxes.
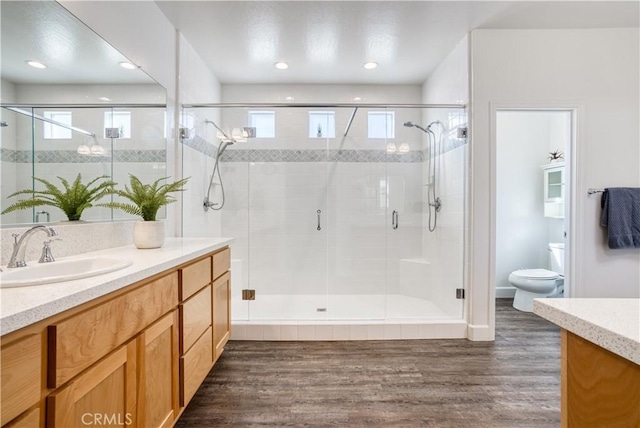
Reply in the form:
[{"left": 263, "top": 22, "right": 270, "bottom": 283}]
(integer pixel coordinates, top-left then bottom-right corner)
[
  {"left": 205, "top": 119, "right": 247, "bottom": 144},
  {"left": 403, "top": 121, "right": 429, "bottom": 133}
]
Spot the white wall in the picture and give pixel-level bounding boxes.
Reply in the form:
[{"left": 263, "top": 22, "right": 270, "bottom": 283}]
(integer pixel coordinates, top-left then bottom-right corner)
[
  {"left": 470, "top": 28, "right": 640, "bottom": 339},
  {"left": 178, "top": 34, "right": 223, "bottom": 239},
  {"left": 222, "top": 84, "right": 422, "bottom": 104},
  {"left": 421, "top": 35, "right": 469, "bottom": 321}
]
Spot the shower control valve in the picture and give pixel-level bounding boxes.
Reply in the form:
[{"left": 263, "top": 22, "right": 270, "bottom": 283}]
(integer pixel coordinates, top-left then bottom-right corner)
[{"left": 429, "top": 198, "right": 442, "bottom": 212}]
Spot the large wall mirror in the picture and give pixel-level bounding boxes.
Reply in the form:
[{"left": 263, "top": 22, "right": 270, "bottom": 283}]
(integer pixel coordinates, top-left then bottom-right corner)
[{"left": 0, "top": 1, "right": 167, "bottom": 226}]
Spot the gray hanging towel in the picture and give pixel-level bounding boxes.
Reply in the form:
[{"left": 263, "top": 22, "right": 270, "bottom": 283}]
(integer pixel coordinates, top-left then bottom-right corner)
[{"left": 600, "top": 187, "right": 640, "bottom": 249}]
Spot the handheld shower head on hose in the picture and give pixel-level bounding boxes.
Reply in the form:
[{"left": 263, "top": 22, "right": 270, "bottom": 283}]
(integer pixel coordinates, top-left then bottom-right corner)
[
  {"left": 203, "top": 119, "right": 244, "bottom": 212},
  {"left": 403, "top": 121, "right": 429, "bottom": 134}
]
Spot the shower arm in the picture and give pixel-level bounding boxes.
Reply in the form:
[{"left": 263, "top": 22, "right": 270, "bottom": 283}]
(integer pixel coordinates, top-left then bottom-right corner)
[{"left": 205, "top": 119, "right": 232, "bottom": 142}]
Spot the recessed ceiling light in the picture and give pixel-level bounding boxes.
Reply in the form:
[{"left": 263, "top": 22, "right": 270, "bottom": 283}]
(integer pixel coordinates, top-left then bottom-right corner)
[
  {"left": 274, "top": 62, "right": 289, "bottom": 70},
  {"left": 363, "top": 62, "right": 378, "bottom": 70},
  {"left": 26, "top": 60, "right": 46, "bottom": 69},
  {"left": 353, "top": 97, "right": 362, "bottom": 102},
  {"left": 285, "top": 96, "right": 295, "bottom": 101},
  {"left": 99, "top": 97, "right": 111, "bottom": 102},
  {"left": 118, "top": 61, "right": 137, "bottom": 70}
]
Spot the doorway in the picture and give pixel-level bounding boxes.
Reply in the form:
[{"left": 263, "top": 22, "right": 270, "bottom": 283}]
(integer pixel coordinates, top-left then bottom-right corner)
[{"left": 494, "top": 109, "right": 574, "bottom": 311}]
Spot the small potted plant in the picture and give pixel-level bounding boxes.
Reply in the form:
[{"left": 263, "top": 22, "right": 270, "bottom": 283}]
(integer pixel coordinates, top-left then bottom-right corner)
[
  {"left": 548, "top": 150, "right": 564, "bottom": 162},
  {"left": 101, "top": 174, "right": 188, "bottom": 249},
  {"left": 1, "top": 174, "right": 115, "bottom": 221}
]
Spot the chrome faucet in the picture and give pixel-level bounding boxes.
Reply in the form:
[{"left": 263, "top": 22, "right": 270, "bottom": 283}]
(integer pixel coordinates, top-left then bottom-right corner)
[{"left": 7, "top": 225, "right": 58, "bottom": 268}]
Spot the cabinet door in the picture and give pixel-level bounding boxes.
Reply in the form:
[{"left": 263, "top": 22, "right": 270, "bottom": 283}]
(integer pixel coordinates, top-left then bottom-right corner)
[
  {"left": 1, "top": 334, "right": 41, "bottom": 426},
  {"left": 137, "top": 311, "right": 179, "bottom": 428},
  {"left": 47, "top": 341, "right": 137, "bottom": 428},
  {"left": 213, "top": 271, "right": 231, "bottom": 361},
  {"left": 544, "top": 166, "right": 564, "bottom": 202}
]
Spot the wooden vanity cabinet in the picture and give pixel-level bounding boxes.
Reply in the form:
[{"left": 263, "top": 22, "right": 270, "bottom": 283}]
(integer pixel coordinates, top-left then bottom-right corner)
[
  {"left": 47, "top": 340, "right": 137, "bottom": 427},
  {"left": 0, "top": 334, "right": 41, "bottom": 426},
  {"left": 0, "top": 246, "right": 231, "bottom": 428}
]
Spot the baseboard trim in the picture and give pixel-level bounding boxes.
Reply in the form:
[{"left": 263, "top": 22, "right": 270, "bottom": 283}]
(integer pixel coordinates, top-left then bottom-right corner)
[
  {"left": 467, "top": 324, "right": 494, "bottom": 341},
  {"left": 496, "top": 287, "right": 516, "bottom": 298}
]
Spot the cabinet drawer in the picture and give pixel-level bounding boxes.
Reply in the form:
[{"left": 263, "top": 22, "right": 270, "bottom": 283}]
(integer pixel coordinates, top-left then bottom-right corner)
[
  {"left": 180, "top": 326, "right": 213, "bottom": 406},
  {"left": 4, "top": 407, "right": 40, "bottom": 428},
  {"left": 48, "top": 272, "right": 178, "bottom": 388},
  {"left": 180, "top": 257, "right": 212, "bottom": 300},
  {"left": 180, "top": 284, "right": 212, "bottom": 354},
  {"left": 1, "top": 335, "right": 41, "bottom": 426},
  {"left": 213, "top": 247, "right": 230, "bottom": 280}
]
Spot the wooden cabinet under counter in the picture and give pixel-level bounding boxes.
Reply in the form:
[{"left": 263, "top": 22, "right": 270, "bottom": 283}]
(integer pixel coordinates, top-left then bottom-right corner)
[
  {"left": 0, "top": 244, "right": 231, "bottom": 428},
  {"left": 533, "top": 298, "right": 640, "bottom": 428}
]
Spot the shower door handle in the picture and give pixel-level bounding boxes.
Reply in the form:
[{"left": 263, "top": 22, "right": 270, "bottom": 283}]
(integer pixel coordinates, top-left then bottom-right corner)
[
  {"left": 392, "top": 210, "right": 399, "bottom": 230},
  {"left": 317, "top": 210, "right": 322, "bottom": 231}
]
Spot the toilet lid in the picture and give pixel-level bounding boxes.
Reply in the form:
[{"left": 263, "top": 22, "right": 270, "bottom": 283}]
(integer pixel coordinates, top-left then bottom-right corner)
[{"left": 511, "top": 269, "right": 559, "bottom": 280}]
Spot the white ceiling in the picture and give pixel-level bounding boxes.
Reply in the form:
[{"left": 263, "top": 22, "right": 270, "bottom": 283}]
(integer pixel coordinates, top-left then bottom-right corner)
[
  {"left": 157, "top": 1, "right": 639, "bottom": 85},
  {"left": 1, "top": 1, "right": 155, "bottom": 85}
]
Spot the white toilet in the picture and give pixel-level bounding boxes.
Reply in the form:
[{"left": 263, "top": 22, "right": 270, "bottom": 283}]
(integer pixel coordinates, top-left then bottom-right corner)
[{"left": 508, "top": 243, "right": 565, "bottom": 312}]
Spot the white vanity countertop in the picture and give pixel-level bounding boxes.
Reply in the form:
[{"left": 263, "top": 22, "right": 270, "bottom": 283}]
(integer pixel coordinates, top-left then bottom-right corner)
[
  {"left": 533, "top": 298, "right": 640, "bottom": 365},
  {"left": 0, "top": 237, "right": 233, "bottom": 336}
]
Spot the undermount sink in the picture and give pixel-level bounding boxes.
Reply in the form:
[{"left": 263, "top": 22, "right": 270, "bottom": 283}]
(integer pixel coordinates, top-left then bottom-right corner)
[{"left": 0, "top": 256, "right": 133, "bottom": 288}]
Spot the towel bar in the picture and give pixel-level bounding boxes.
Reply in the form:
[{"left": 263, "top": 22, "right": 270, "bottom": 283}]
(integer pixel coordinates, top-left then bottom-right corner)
[{"left": 587, "top": 188, "right": 604, "bottom": 195}]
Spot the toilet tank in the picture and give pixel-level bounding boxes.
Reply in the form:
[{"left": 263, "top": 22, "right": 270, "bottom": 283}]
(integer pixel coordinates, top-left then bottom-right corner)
[{"left": 548, "top": 243, "right": 565, "bottom": 275}]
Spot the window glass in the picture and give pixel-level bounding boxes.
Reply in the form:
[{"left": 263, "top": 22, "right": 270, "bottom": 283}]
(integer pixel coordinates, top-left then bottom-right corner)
[
  {"left": 43, "top": 111, "right": 72, "bottom": 139},
  {"left": 308, "top": 111, "right": 336, "bottom": 138},
  {"left": 368, "top": 111, "right": 395, "bottom": 139},
  {"left": 248, "top": 111, "right": 275, "bottom": 138},
  {"left": 104, "top": 111, "right": 131, "bottom": 139}
]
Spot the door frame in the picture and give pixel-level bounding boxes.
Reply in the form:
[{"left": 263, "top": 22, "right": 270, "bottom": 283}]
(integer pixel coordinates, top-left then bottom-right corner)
[{"left": 489, "top": 103, "right": 580, "bottom": 315}]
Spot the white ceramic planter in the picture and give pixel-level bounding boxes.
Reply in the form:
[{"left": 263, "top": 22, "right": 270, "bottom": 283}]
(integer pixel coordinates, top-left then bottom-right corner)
[{"left": 133, "top": 220, "right": 165, "bottom": 249}]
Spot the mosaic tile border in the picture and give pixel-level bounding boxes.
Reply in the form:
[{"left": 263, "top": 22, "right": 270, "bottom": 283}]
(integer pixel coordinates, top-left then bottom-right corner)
[
  {"left": 1, "top": 148, "right": 165, "bottom": 163},
  {"left": 181, "top": 134, "right": 467, "bottom": 163}
]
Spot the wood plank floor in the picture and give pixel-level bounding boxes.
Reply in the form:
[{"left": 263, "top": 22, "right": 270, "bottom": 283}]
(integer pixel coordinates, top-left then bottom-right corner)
[{"left": 176, "top": 299, "right": 561, "bottom": 427}]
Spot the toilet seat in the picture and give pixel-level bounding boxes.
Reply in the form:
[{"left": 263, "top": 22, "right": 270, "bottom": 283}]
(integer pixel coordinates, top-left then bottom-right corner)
[{"left": 511, "top": 269, "right": 559, "bottom": 280}]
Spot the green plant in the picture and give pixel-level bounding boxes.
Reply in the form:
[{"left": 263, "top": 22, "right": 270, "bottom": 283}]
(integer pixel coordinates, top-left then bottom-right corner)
[
  {"left": 548, "top": 150, "right": 564, "bottom": 161},
  {"left": 1, "top": 174, "right": 115, "bottom": 221},
  {"left": 101, "top": 175, "right": 189, "bottom": 221}
]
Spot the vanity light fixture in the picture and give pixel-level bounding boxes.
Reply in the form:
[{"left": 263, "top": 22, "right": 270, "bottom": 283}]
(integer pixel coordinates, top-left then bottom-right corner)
[
  {"left": 118, "top": 61, "right": 137, "bottom": 70},
  {"left": 99, "top": 97, "right": 111, "bottom": 102},
  {"left": 274, "top": 62, "right": 289, "bottom": 70},
  {"left": 26, "top": 60, "right": 47, "bottom": 69},
  {"left": 363, "top": 61, "right": 378, "bottom": 70}
]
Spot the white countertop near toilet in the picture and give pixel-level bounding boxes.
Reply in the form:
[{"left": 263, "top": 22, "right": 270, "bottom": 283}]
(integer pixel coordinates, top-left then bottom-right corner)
[
  {"left": 533, "top": 298, "right": 640, "bottom": 365},
  {"left": 0, "top": 237, "right": 233, "bottom": 336}
]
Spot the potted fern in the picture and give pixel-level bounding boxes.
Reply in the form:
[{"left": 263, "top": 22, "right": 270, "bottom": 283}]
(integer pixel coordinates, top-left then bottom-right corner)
[
  {"left": 101, "top": 174, "right": 188, "bottom": 249},
  {"left": 1, "top": 174, "right": 115, "bottom": 221}
]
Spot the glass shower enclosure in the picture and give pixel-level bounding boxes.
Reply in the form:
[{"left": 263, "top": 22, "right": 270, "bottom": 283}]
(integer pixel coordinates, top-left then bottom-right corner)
[{"left": 181, "top": 104, "right": 467, "bottom": 323}]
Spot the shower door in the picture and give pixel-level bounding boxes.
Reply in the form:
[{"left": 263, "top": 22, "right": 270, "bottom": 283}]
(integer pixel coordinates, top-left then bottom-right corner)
[
  {"left": 247, "top": 106, "right": 329, "bottom": 320},
  {"left": 326, "top": 107, "right": 388, "bottom": 320}
]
